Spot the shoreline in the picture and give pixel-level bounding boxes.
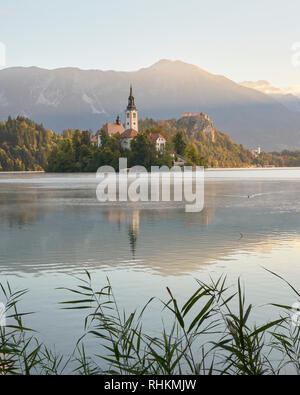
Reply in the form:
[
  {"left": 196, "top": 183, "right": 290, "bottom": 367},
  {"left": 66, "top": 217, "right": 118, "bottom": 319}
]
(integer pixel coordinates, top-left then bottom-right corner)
[
  {"left": 0, "top": 171, "right": 45, "bottom": 174},
  {"left": 205, "top": 166, "right": 300, "bottom": 171},
  {"left": 1, "top": 167, "right": 300, "bottom": 174}
]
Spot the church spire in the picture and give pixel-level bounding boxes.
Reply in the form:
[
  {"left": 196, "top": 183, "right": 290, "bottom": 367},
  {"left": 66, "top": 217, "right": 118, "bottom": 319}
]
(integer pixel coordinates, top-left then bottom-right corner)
[
  {"left": 125, "top": 84, "right": 139, "bottom": 132},
  {"left": 127, "top": 84, "right": 136, "bottom": 111}
]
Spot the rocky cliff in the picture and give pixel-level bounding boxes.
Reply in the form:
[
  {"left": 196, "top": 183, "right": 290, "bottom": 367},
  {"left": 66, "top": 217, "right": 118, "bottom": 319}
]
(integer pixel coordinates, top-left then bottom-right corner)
[{"left": 177, "top": 113, "right": 215, "bottom": 142}]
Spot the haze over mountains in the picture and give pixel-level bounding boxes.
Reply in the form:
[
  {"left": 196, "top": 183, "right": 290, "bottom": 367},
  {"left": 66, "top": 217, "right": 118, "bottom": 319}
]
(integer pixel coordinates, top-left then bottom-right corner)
[
  {"left": 240, "top": 80, "right": 300, "bottom": 113},
  {"left": 1, "top": 59, "right": 300, "bottom": 151}
]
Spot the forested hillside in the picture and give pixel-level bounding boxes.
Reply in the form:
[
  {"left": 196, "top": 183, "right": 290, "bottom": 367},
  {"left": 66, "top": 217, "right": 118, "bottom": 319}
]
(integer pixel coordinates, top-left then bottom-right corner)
[
  {"left": 139, "top": 117, "right": 255, "bottom": 168},
  {"left": 0, "top": 117, "right": 59, "bottom": 171},
  {"left": 0, "top": 115, "right": 297, "bottom": 172}
]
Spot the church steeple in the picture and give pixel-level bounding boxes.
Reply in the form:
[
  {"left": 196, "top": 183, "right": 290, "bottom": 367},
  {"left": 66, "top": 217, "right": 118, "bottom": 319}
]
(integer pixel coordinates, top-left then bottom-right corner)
[
  {"left": 125, "top": 85, "right": 138, "bottom": 132},
  {"left": 127, "top": 85, "right": 136, "bottom": 111}
]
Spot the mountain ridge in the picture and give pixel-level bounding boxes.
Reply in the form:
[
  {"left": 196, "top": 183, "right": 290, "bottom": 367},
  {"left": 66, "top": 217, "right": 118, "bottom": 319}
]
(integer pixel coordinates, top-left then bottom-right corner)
[
  {"left": 1, "top": 59, "right": 300, "bottom": 150},
  {"left": 240, "top": 80, "right": 300, "bottom": 113}
]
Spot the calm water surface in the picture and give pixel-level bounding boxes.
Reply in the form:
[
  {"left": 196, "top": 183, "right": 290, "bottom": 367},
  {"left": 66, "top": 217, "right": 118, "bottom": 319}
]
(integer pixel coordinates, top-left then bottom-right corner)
[{"left": 1, "top": 169, "right": 300, "bottom": 357}]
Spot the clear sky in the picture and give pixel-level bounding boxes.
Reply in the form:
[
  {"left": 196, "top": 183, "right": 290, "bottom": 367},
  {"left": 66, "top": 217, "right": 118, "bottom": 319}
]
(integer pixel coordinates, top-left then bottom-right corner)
[{"left": 0, "top": 0, "right": 299, "bottom": 87}]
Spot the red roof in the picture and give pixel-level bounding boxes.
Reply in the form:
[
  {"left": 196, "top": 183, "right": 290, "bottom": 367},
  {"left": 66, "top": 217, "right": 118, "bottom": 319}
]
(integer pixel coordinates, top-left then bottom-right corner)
[
  {"left": 90, "top": 136, "right": 98, "bottom": 144},
  {"left": 98, "top": 123, "right": 125, "bottom": 136},
  {"left": 148, "top": 133, "right": 166, "bottom": 143},
  {"left": 121, "top": 129, "right": 139, "bottom": 139},
  {"left": 182, "top": 112, "right": 200, "bottom": 117}
]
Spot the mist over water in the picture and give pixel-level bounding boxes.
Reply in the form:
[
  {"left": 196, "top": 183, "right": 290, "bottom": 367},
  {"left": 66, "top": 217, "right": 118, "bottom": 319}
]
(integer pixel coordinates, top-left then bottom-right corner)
[{"left": 1, "top": 169, "right": 300, "bottom": 356}]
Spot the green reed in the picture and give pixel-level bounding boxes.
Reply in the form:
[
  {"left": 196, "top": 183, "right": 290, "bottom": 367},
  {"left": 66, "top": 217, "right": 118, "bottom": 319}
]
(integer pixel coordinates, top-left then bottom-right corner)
[{"left": 0, "top": 270, "right": 299, "bottom": 375}]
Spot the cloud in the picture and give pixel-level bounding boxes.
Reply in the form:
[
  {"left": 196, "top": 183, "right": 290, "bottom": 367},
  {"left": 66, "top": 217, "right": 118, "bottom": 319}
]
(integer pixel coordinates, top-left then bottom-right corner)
[
  {"left": 284, "top": 86, "right": 300, "bottom": 98},
  {"left": 240, "top": 80, "right": 300, "bottom": 98}
]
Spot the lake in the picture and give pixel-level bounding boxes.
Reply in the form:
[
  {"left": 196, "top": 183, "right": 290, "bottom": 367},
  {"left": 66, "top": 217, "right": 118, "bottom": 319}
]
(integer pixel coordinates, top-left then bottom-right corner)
[{"left": 1, "top": 169, "right": 300, "bottom": 361}]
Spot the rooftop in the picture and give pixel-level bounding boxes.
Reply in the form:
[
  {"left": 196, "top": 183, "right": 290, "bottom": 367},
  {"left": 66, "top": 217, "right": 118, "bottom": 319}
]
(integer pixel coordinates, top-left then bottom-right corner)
[
  {"left": 99, "top": 123, "right": 125, "bottom": 136},
  {"left": 148, "top": 133, "right": 166, "bottom": 142},
  {"left": 121, "top": 129, "right": 139, "bottom": 139}
]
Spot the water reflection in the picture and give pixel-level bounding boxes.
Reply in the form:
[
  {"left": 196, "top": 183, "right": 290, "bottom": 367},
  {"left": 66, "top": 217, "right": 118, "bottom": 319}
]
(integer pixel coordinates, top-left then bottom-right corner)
[
  {"left": 0, "top": 171, "right": 300, "bottom": 277},
  {"left": 1, "top": 170, "right": 300, "bottom": 362},
  {"left": 105, "top": 209, "right": 140, "bottom": 257}
]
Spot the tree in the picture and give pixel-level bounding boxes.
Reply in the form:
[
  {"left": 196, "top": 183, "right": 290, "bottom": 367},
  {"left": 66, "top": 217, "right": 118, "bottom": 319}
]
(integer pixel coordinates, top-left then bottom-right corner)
[
  {"left": 72, "top": 131, "right": 81, "bottom": 163},
  {"left": 0, "top": 116, "right": 59, "bottom": 171},
  {"left": 184, "top": 144, "right": 206, "bottom": 166},
  {"left": 172, "top": 131, "right": 186, "bottom": 155},
  {"left": 100, "top": 130, "right": 109, "bottom": 148},
  {"left": 130, "top": 133, "right": 158, "bottom": 170}
]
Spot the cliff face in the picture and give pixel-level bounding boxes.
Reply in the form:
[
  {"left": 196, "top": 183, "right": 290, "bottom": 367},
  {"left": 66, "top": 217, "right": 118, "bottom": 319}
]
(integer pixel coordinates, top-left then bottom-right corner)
[{"left": 177, "top": 113, "right": 215, "bottom": 142}]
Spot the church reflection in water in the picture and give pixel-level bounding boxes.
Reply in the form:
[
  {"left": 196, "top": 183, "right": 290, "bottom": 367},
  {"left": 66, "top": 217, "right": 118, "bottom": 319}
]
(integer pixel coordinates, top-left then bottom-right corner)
[
  {"left": 104, "top": 203, "right": 216, "bottom": 259},
  {"left": 128, "top": 210, "right": 140, "bottom": 256},
  {"left": 106, "top": 209, "right": 140, "bottom": 257}
]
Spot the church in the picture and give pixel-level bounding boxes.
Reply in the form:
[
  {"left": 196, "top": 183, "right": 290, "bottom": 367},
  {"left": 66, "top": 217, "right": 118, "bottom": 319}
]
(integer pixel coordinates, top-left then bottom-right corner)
[
  {"left": 119, "top": 85, "right": 139, "bottom": 150},
  {"left": 97, "top": 86, "right": 166, "bottom": 151}
]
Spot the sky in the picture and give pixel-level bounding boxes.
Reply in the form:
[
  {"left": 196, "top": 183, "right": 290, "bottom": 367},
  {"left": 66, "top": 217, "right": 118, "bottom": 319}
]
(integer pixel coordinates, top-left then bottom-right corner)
[{"left": 0, "top": 0, "right": 300, "bottom": 87}]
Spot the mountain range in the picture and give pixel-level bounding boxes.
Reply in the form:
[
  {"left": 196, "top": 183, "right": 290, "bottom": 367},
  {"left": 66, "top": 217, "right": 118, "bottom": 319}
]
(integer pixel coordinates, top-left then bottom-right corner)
[
  {"left": 1, "top": 59, "right": 300, "bottom": 151},
  {"left": 240, "top": 80, "right": 300, "bottom": 113}
]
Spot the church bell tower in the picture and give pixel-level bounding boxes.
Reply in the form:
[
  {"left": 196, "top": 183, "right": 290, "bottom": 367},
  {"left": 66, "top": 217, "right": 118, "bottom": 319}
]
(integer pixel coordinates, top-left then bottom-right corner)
[{"left": 125, "top": 85, "right": 138, "bottom": 132}]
